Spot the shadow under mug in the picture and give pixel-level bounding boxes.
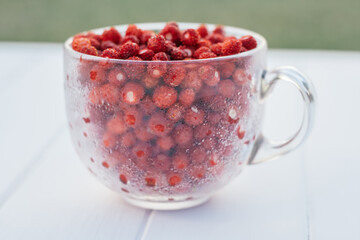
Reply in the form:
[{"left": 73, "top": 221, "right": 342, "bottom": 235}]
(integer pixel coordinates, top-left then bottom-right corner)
[{"left": 63, "top": 23, "right": 316, "bottom": 210}]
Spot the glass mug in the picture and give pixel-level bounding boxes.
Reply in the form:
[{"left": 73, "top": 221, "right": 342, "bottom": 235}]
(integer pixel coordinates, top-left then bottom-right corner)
[{"left": 63, "top": 23, "right": 315, "bottom": 210}]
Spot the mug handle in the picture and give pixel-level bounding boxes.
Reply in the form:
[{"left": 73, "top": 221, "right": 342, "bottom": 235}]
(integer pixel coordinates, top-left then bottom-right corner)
[{"left": 248, "top": 66, "right": 316, "bottom": 164}]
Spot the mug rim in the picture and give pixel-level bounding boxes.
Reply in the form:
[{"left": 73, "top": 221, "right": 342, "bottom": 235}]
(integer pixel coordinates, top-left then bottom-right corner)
[{"left": 64, "top": 22, "right": 267, "bottom": 64}]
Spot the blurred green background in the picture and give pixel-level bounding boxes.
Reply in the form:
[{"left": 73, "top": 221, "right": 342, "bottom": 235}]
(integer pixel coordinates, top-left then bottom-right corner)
[{"left": 1, "top": 0, "right": 359, "bottom": 50}]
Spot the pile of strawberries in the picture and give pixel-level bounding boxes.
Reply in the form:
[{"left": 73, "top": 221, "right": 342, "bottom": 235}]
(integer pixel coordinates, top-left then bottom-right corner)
[
  {"left": 71, "top": 23, "right": 257, "bottom": 193},
  {"left": 71, "top": 22, "right": 257, "bottom": 60}
]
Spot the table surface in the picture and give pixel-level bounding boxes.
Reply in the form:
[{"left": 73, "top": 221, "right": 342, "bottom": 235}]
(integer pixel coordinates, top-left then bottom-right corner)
[{"left": 0, "top": 43, "right": 359, "bottom": 240}]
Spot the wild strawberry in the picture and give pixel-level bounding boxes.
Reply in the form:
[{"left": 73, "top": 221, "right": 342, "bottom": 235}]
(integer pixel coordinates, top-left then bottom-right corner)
[
  {"left": 152, "top": 52, "right": 169, "bottom": 61},
  {"left": 148, "top": 52, "right": 168, "bottom": 78},
  {"left": 89, "top": 37, "right": 101, "bottom": 49},
  {"left": 213, "top": 25, "right": 224, "bottom": 35},
  {"left": 152, "top": 85, "right": 177, "bottom": 108},
  {"left": 184, "top": 106, "right": 205, "bottom": 126},
  {"left": 210, "top": 43, "right": 223, "bottom": 55},
  {"left": 72, "top": 37, "right": 98, "bottom": 56},
  {"left": 89, "top": 84, "right": 120, "bottom": 105},
  {"left": 142, "top": 75, "right": 159, "bottom": 89},
  {"left": 147, "top": 35, "right": 167, "bottom": 53},
  {"left": 197, "top": 24, "right": 208, "bottom": 38},
  {"left": 170, "top": 47, "right": 186, "bottom": 60},
  {"left": 221, "top": 39, "right": 242, "bottom": 56},
  {"left": 219, "top": 62, "right": 235, "bottom": 78},
  {"left": 240, "top": 35, "right": 257, "bottom": 50},
  {"left": 107, "top": 68, "right": 126, "bottom": 87},
  {"left": 160, "top": 23, "right": 181, "bottom": 44},
  {"left": 172, "top": 153, "right": 189, "bottom": 170},
  {"left": 148, "top": 112, "right": 173, "bottom": 136},
  {"left": 179, "top": 88, "right": 195, "bottom": 107},
  {"left": 100, "top": 48, "right": 120, "bottom": 59},
  {"left": 102, "top": 27, "right": 122, "bottom": 44},
  {"left": 140, "top": 30, "right": 156, "bottom": 44},
  {"left": 181, "top": 70, "right": 202, "bottom": 92},
  {"left": 89, "top": 64, "right": 107, "bottom": 84},
  {"left": 100, "top": 40, "right": 117, "bottom": 51},
  {"left": 147, "top": 63, "right": 167, "bottom": 78},
  {"left": 178, "top": 46, "right": 194, "bottom": 58},
  {"left": 121, "top": 82, "right": 145, "bottom": 105},
  {"left": 122, "top": 35, "right": 140, "bottom": 44},
  {"left": 198, "top": 65, "right": 215, "bottom": 80},
  {"left": 197, "top": 39, "right": 212, "bottom": 48},
  {"left": 172, "top": 124, "right": 193, "bottom": 146},
  {"left": 232, "top": 68, "right": 250, "bottom": 86},
  {"left": 88, "top": 32, "right": 102, "bottom": 41},
  {"left": 181, "top": 29, "right": 200, "bottom": 47},
  {"left": 123, "top": 56, "right": 145, "bottom": 80},
  {"left": 193, "top": 46, "right": 211, "bottom": 59},
  {"left": 138, "top": 48, "right": 155, "bottom": 60},
  {"left": 198, "top": 65, "right": 220, "bottom": 86},
  {"left": 207, "top": 33, "right": 224, "bottom": 44},
  {"left": 118, "top": 42, "right": 139, "bottom": 59},
  {"left": 204, "top": 70, "right": 220, "bottom": 86},
  {"left": 164, "top": 66, "right": 186, "bottom": 87},
  {"left": 166, "top": 103, "right": 185, "bottom": 122},
  {"left": 106, "top": 113, "right": 128, "bottom": 135},
  {"left": 218, "top": 79, "right": 235, "bottom": 98},
  {"left": 125, "top": 24, "right": 142, "bottom": 38},
  {"left": 157, "top": 135, "right": 175, "bottom": 151}
]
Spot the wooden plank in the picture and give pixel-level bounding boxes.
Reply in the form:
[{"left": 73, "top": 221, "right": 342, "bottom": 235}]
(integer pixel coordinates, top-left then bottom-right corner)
[
  {"left": 0, "top": 132, "right": 147, "bottom": 239},
  {"left": 267, "top": 50, "right": 360, "bottom": 239},
  {"left": 0, "top": 43, "right": 66, "bottom": 201},
  {"left": 0, "top": 43, "right": 60, "bottom": 89},
  {"left": 299, "top": 51, "right": 360, "bottom": 240}
]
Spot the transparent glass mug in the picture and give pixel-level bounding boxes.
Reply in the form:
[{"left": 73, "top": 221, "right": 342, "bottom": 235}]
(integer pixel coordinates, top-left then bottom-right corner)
[{"left": 64, "top": 23, "right": 315, "bottom": 210}]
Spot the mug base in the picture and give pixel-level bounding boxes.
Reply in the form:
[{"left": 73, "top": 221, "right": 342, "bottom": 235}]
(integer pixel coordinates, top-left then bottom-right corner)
[{"left": 122, "top": 195, "right": 211, "bottom": 210}]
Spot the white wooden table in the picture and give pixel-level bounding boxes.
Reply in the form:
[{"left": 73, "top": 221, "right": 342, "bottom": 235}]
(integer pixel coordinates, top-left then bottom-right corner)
[{"left": 0, "top": 43, "right": 359, "bottom": 240}]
